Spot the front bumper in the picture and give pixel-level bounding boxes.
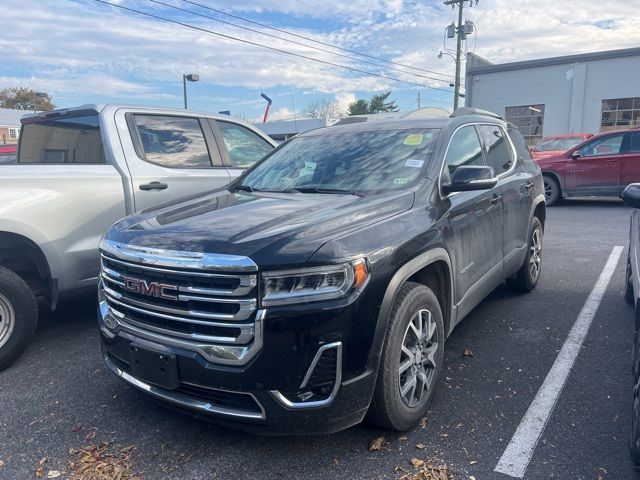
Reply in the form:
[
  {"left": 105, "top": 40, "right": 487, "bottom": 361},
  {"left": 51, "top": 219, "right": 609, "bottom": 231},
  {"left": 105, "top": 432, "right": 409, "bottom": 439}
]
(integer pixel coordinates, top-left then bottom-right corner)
[{"left": 99, "top": 300, "right": 376, "bottom": 435}]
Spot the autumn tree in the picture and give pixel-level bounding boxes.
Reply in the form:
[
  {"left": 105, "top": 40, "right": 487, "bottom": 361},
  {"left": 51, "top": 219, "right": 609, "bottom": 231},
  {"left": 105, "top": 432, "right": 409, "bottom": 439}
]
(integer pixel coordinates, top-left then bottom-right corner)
[
  {"left": 304, "top": 99, "right": 339, "bottom": 119},
  {"left": 0, "top": 87, "right": 55, "bottom": 111}
]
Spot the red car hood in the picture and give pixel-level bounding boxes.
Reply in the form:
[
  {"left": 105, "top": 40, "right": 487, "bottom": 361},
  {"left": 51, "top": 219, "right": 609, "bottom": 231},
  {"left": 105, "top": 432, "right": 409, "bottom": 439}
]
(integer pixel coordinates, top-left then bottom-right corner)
[{"left": 532, "top": 150, "right": 564, "bottom": 160}]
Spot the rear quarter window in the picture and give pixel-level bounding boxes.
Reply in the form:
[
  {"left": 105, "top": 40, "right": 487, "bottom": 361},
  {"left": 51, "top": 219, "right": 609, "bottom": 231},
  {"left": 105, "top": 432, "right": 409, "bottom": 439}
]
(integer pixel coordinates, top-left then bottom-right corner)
[
  {"left": 508, "top": 127, "right": 533, "bottom": 161},
  {"left": 19, "top": 114, "right": 105, "bottom": 164}
]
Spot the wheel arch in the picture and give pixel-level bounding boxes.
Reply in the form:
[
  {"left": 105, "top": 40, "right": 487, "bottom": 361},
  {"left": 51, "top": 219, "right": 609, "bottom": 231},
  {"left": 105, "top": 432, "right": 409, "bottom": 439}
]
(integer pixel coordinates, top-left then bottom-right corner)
[{"left": 0, "top": 231, "right": 54, "bottom": 307}]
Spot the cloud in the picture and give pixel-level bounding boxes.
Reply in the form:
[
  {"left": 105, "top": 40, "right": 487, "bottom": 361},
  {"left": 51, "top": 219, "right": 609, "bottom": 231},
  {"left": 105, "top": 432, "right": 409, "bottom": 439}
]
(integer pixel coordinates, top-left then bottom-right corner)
[{"left": 335, "top": 92, "right": 356, "bottom": 115}]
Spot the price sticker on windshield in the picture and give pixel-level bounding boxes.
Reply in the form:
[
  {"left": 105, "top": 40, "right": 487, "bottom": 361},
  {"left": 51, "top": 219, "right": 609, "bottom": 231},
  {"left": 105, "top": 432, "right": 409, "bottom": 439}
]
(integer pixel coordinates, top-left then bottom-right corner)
[
  {"left": 405, "top": 159, "right": 424, "bottom": 168},
  {"left": 403, "top": 134, "right": 423, "bottom": 146}
]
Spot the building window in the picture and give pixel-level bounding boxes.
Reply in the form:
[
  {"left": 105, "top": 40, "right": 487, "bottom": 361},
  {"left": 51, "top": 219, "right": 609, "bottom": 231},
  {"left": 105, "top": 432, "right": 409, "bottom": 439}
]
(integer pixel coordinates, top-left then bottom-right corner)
[
  {"left": 601, "top": 97, "right": 640, "bottom": 132},
  {"left": 505, "top": 105, "right": 545, "bottom": 147},
  {"left": 9, "top": 128, "right": 18, "bottom": 139}
]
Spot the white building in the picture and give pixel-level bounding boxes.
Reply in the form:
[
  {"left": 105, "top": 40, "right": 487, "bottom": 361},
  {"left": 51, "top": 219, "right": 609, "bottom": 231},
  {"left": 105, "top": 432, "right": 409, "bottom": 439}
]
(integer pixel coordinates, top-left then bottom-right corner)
[{"left": 465, "top": 47, "right": 640, "bottom": 146}]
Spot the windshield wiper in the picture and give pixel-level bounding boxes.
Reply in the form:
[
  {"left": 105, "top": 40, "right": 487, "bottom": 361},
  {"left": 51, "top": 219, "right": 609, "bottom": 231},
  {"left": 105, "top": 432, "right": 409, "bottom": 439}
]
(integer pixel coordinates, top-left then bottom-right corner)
[
  {"left": 235, "top": 184, "right": 260, "bottom": 193},
  {"left": 285, "top": 187, "right": 361, "bottom": 196}
]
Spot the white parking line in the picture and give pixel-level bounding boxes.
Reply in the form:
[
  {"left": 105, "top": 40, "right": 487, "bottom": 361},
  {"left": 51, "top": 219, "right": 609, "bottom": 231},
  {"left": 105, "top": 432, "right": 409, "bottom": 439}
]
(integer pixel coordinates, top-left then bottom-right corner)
[{"left": 494, "top": 245, "right": 624, "bottom": 478}]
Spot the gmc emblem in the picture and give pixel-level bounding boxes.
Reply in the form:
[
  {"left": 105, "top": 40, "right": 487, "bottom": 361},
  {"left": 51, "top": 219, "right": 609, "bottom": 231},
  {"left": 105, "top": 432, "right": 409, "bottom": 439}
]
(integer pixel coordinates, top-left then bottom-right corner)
[{"left": 123, "top": 276, "right": 178, "bottom": 301}]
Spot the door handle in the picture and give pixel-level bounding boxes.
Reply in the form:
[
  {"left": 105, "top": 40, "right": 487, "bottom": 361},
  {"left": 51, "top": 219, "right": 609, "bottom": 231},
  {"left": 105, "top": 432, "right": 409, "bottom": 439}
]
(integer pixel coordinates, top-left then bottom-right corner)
[
  {"left": 139, "top": 181, "right": 168, "bottom": 191},
  {"left": 491, "top": 194, "right": 502, "bottom": 205},
  {"left": 605, "top": 159, "right": 618, "bottom": 163}
]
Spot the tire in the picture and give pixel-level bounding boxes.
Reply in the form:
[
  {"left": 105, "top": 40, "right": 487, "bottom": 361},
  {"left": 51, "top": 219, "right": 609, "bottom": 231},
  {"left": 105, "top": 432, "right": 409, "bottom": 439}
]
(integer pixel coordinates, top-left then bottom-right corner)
[
  {"left": 631, "top": 381, "right": 640, "bottom": 464},
  {"left": 626, "top": 255, "right": 635, "bottom": 305},
  {"left": 507, "top": 217, "right": 543, "bottom": 293},
  {"left": 543, "top": 175, "right": 560, "bottom": 206},
  {"left": 367, "top": 282, "right": 445, "bottom": 431},
  {"left": 0, "top": 267, "right": 38, "bottom": 370}
]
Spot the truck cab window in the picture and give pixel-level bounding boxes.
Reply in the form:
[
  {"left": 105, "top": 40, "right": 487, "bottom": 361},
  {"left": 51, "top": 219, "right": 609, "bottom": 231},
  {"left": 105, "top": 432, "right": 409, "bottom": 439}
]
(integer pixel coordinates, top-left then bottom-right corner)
[
  {"left": 19, "top": 114, "right": 105, "bottom": 164},
  {"left": 216, "top": 121, "right": 273, "bottom": 168},
  {"left": 134, "top": 115, "right": 212, "bottom": 168}
]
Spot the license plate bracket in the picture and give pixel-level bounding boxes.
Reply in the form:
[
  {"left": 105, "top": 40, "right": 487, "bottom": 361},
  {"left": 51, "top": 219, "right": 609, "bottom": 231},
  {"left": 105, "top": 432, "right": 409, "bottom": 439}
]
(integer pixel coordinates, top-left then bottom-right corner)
[{"left": 128, "top": 344, "right": 179, "bottom": 390}]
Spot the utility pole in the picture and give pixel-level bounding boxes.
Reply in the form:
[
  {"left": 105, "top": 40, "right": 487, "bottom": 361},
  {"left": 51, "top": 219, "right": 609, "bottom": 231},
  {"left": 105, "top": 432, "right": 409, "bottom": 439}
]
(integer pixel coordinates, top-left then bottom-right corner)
[
  {"left": 443, "top": 0, "right": 477, "bottom": 110},
  {"left": 417, "top": 91, "right": 421, "bottom": 109}
]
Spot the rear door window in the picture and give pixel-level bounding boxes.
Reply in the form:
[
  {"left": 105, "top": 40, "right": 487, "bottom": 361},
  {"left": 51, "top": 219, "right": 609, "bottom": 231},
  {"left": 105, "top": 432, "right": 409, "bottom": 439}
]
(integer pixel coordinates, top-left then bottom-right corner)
[
  {"left": 477, "top": 124, "right": 514, "bottom": 175},
  {"left": 215, "top": 121, "right": 274, "bottom": 168},
  {"left": 133, "top": 115, "right": 212, "bottom": 168},
  {"left": 444, "top": 125, "right": 485, "bottom": 175},
  {"left": 19, "top": 114, "right": 105, "bottom": 164}
]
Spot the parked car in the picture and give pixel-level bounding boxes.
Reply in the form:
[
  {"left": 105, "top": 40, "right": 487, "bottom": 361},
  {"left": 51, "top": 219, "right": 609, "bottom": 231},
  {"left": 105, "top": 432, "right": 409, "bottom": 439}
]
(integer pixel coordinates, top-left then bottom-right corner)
[
  {"left": 531, "top": 133, "right": 593, "bottom": 160},
  {"left": 0, "top": 144, "right": 17, "bottom": 164},
  {"left": 538, "top": 128, "right": 640, "bottom": 205},
  {"left": 0, "top": 104, "right": 276, "bottom": 369},
  {"left": 623, "top": 183, "right": 640, "bottom": 463},
  {"left": 98, "top": 108, "right": 546, "bottom": 434}
]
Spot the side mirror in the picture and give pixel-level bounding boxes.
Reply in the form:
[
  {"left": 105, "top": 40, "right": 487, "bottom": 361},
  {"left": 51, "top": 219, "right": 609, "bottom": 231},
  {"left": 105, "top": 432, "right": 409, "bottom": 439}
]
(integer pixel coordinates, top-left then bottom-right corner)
[
  {"left": 622, "top": 184, "right": 640, "bottom": 209},
  {"left": 571, "top": 150, "right": 581, "bottom": 159},
  {"left": 442, "top": 165, "right": 497, "bottom": 194}
]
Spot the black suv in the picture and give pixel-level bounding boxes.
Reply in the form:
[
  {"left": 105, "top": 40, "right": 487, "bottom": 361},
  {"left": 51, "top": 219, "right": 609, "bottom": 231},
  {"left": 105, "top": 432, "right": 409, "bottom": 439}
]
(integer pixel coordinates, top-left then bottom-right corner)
[{"left": 98, "top": 108, "right": 545, "bottom": 434}]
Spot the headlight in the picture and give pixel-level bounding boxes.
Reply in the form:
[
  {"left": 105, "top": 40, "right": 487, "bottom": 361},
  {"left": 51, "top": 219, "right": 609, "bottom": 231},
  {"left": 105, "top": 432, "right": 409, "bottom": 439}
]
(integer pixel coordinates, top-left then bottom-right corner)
[{"left": 261, "top": 259, "right": 369, "bottom": 306}]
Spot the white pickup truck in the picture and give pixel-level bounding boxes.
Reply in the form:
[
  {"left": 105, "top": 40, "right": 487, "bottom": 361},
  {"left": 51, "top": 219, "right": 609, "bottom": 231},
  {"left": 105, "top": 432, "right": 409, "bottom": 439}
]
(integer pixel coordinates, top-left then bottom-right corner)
[{"left": 0, "top": 104, "right": 276, "bottom": 369}]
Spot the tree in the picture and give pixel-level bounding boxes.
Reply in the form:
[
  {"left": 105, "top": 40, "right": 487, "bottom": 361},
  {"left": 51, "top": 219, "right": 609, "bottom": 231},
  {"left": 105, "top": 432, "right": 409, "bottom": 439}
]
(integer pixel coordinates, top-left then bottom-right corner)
[
  {"left": 0, "top": 87, "right": 55, "bottom": 111},
  {"left": 369, "top": 92, "right": 398, "bottom": 113},
  {"left": 347, "top": 99, "right": 370, "bottom": 116},
  {"left": 347, "top": 92, "right": 398, "bottom": 115},
  {"left": 304, "top": 99, "right": 339, "bottom": 119}
]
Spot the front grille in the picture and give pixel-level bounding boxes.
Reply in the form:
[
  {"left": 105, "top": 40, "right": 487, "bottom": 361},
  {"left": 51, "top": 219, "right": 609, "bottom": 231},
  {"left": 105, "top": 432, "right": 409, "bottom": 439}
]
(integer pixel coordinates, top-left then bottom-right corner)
[{"left": 100, "top": 251, "right": 258, "bottom": 347}]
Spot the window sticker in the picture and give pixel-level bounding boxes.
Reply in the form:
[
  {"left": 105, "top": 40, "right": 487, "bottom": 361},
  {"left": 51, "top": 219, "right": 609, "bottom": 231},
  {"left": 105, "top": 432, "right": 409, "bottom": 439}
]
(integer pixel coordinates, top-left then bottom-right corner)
[
  {"left": 403, "top": 134, "right": 424, "bottom": 146},
  {"left": 394, "top": 177, "right": 410, "bottom": 185},
  {"left": 404, "top": 159, "right": 424, "bottom": 168}
]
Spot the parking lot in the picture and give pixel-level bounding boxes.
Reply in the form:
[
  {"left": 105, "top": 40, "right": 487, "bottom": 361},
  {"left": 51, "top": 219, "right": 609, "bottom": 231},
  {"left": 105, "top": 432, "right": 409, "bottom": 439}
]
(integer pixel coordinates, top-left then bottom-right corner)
[{"left": 0, "top": 199, "right": 637, "bottom": 480}]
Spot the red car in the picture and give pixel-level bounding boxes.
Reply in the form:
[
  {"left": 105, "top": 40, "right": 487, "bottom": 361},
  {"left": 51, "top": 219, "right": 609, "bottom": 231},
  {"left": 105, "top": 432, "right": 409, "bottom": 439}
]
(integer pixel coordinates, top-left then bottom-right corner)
[
  {"left": 531, "top": 133, "right": 593, "bottom": 160},
  {"left": 538, "top": 128, "right": 640, "bottom": 205},
  {"left": 0, "top": 144, "right": 16, "bottom": 164}
]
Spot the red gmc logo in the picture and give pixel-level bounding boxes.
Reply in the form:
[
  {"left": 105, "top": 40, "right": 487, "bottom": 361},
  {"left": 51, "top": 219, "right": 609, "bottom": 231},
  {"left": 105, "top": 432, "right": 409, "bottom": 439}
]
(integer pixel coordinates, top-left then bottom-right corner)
[{"left": 123, "top": 276, "right": 178, "bottom": 301}]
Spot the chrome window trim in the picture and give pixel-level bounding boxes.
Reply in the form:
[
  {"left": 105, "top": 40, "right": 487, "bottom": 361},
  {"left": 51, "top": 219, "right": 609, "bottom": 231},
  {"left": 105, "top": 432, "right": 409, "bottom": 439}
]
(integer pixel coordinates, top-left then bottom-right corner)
[
  {"left": 438, "top": 122, "right": 519, "bottom": 199},
  {"left": 269, "top": 342, "right": 342, "bottom": 410},
  {"left": 100, "top": 239, "right": 258, "bottom": 272},
  {"left": 103, "top": 353, "right": 266, "bottom": 420}
]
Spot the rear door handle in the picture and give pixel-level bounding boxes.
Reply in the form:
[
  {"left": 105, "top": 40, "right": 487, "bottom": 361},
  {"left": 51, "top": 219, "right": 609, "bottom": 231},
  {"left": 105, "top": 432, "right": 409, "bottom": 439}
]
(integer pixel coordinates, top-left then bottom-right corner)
[
  {"left": 139, "top": 181, "right": 168, "bottom": 191},
  {"left": 491, "top": 194, "right": 502, "bottom": 205}
]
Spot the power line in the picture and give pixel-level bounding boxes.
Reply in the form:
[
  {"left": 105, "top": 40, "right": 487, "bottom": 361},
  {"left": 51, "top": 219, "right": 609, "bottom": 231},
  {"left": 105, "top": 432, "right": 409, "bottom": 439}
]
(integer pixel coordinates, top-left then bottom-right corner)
[
  {"left": 181, "top": 0, "right": 456, "bottom": 81},
  {"left": 91, "top": 0, "right": 455, "bottom": 93},
  {"left": 145, "top": 0, "right": 454, "bottom": 85}
]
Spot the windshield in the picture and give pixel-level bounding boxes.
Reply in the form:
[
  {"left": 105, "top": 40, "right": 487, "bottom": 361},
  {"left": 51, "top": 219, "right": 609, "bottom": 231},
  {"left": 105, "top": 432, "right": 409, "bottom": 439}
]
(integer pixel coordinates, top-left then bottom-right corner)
[
  {"left": 535, "top": 137, "right": 584, "bottom": 152},
  {"left": 239, "top": 128, "right": 439, "bottom": 194}
]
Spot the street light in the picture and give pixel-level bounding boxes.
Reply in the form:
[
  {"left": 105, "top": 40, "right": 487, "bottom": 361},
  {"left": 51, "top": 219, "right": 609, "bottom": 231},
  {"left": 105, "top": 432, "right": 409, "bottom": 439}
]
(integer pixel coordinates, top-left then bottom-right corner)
[
  {"left": 182, "top": 73, "right": 199, "bottom": 109},
  {"left": 32, "top": 91, "right": 47, "bottom": 113}
]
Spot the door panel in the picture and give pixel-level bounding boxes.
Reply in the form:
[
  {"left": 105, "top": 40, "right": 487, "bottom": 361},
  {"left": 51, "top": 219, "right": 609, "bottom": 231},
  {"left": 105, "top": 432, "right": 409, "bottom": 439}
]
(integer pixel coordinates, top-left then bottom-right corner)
[
  {"left": 442, "top": 125, "right": 503, "bottom": 303},
  {"left": 621, "top": 132, "right": 640, "bottom": 193},
  {"left": 115, "top": 110, "right": 231, "bottom": 211},
  {"left": 566, "top": 134, "right": 624, "bottom": 195}
]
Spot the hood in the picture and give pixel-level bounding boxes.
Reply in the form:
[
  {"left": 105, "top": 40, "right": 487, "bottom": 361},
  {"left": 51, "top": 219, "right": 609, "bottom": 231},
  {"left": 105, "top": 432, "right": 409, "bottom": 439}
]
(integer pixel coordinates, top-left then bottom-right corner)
[
  {"left": 532, "top": 150, "right": 565, "bottom": 160},
  {"left": 107, "top": 188, "right": 415, "bottom": 267},
  {"left": 535, "top": 151, "right": 569, "bottom": 165}
]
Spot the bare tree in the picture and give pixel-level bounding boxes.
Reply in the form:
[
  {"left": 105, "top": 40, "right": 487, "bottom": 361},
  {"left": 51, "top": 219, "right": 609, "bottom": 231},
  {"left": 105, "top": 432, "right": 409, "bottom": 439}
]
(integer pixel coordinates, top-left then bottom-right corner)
[{"left": 304, "top": 99, "right": 339, "bottom": 119}]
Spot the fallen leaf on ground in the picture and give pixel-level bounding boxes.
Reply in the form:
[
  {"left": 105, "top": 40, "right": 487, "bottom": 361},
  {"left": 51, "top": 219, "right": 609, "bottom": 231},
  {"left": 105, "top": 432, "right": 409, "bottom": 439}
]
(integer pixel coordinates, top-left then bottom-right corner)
[
  {"left": 369, "top": 436, "right": 388, "bottom": 451},
  {"left": 83, "top": 429, "right": 97, "bottom": 442},
  {"left": 35, "top": 467, "right": 44, "bottom": 478},
  {"left": 416, "top": 443, "right": 426, "bottom": 449},
  {"left": 47, "top": 470, "right": 61, "bottom": 478},
  {"left": 399, "top": 435, "right": 408, "bottom": 441},
  {"left": 410, "top": 458, "right": 425, "bottom": 468},
  {"left": 419, "top": 418, "right": 428, "bottom": 429},
  {"left": 67, "top": 442, "right": 142, "bottom": 480},
  {"left": 0, "top": 460, "right": 4, "bottom": 468},
  {"left": 399, "top": 460, "right": 454, "bottom": 480},
  {"left": 463, "top": 349, "right": 474, "bottom": 357},
  {"left": 469, "top": 460, "right": 477, "bottom": 465},
  {"left": 39, "top": 457, "right": 48, "bottom": 466},
  {"left": 71, "top": 424, "right": 83, "bottom": 432}
]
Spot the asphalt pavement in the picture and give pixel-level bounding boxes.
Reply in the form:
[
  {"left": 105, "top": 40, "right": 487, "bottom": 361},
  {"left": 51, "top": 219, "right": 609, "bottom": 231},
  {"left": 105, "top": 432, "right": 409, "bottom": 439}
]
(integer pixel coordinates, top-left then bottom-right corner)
[{"left": 0, "top": 198, "right": 637, "bottom": 480}]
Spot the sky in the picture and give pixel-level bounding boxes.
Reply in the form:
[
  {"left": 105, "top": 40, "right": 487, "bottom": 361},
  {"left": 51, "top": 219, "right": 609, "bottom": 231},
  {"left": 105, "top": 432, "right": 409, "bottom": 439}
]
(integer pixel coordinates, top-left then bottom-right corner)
[{"left": 2, "top": 0, "right": 640, "bottom": 122}]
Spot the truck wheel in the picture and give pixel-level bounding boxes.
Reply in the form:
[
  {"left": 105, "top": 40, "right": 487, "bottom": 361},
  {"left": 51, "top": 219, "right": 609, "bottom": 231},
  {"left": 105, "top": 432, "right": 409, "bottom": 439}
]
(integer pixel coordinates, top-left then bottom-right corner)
[
  {"left": 626, "top": 255, "right": 635, "bottom": 305},
  {"left": 507, "top": 217, "right": 543, "bottom": 293},
  {"left": 367, "top": 282, "right": 444, "bottom": 431},
  {"left": 0, "top": 267, "right": 38, "bottom": 370},
  {"left": 631, "top": 382, "right": 640, "bottom": 465},
  {"left": 543, "top": 175, "right": 560, "bottom": 206}
]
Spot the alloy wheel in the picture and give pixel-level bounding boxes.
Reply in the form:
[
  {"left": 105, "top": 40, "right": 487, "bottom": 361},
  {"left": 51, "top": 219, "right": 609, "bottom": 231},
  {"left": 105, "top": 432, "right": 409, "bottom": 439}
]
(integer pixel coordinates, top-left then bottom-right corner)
[
  {"left": 543, "top": 180, "right": 553, "bottom": 202},
  {"left": 529, "top": 228, "right": 542, "bottom": 280},
  {"left": 0, "top": 293, "right": 15, "bottom": 349},
  {"left": 398, "top": 309, "right": 438, "bottom": 408}
]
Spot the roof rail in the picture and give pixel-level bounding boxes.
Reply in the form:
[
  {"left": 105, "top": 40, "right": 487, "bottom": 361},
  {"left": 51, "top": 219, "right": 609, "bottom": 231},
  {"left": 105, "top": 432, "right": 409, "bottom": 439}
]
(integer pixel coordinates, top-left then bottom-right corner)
[{"left": 449, "top": 107, "right": 502, "bottom": 120}]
